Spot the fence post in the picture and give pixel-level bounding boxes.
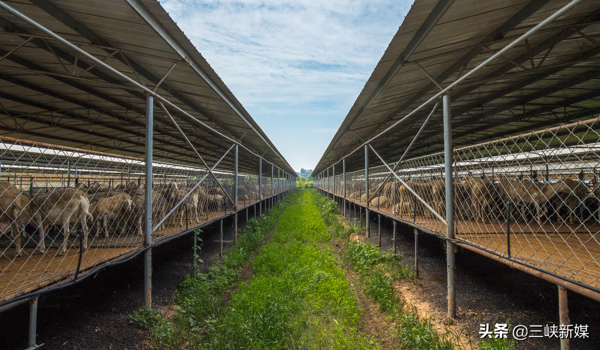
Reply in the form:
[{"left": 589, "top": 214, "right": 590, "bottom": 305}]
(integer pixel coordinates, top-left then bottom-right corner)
[
  {"left": 333, "top": 164, "right": 336, "bottom": 198},
  {"left": 414, "top": 228, "right": 419, "bottom": 278},
  {"left": 343, "top": 158, "right": 346, "bottom": 217},
  {"left": 271, "top": 164, "right": 274, "bottom": 209},
  {"left": 365, "top": 145, "right": 370, "bottom": 238},
  {"left": 558, "top": 285, "right": 570, "bottom": 350},
  {"left": 393, "top": 220, "right": 397, "bottom": 254},
  {"left": 28, "top": 296, "right": 39, "bottom": 348},
  {"left": 220, "top": 219, "right": 223, "bottom": 258},
  {"left": 443, "top": 94, "right": 456, "bottom": 320},
  {"left": 67, "top": 158, "right": 71, "bottom": 187},
  {"left": 234, "top": 144, "right": 238, "bottom": 243},
  {"left": 378, "top": 214, "right": 381, "bottom": 247},
  {"left": 144, "top": 94, "right": 154, "bottom": 309},
  {"left": 327, "top": 168, "right": 329, "bottom": 198},
  {"left": 259, "top": 158, "right": 262, "bottom": 216}
]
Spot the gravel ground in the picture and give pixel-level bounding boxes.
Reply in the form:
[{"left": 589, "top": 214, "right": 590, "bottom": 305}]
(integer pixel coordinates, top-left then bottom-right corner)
[
  {"left": 0, "top": 203, "right": 264, "bottom": 350},
  {"left": 338, "top": 197, "right": 600, "bottom": 350}
]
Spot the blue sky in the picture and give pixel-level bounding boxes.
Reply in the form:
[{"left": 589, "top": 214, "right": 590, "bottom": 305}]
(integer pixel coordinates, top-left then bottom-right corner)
[{"left": 161, "top": 0, "right": 411, "bottom": 172}]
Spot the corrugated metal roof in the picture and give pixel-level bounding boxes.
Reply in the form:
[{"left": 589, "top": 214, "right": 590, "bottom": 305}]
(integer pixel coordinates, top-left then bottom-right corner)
[
  {"left": 0, "top": 0, "right": 293, "bottom": 175},
  {"left": 314, "top": 0, "right": 600, "bottom": 174}
]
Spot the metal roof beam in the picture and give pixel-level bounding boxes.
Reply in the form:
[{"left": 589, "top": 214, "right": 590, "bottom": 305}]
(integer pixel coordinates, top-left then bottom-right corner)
[
  {"left": 348, "top": 0, "right": 551, "bottom": 137},
  {"left": 357, "top": 21, "right": 600, "bottom": 163},
  {"left": 28, "top": 0, "right": 235, "bottom": 136},
  {"left": 0, "top": 92, "right": 227, "bottom": 165},
  {"left": 0, "top": 72, "right": 243, "bottom": 166},
  {"left": 449, "top": 9, "right": 600, "bottom": 103},
  {"left": 380, "top": 90, "right": 600, "bottom": 161},
  {"left": 124, "top": 0, "right": 293, "bottom": 173},
  {"left": 315, "top": 0, "right": 455, "bottom": 165},
  {"left": 1, "top": 1, "right": 291, "bottom": 173},
  {"left": 481, "top": 70, "right": 600, "bottom": 119}
]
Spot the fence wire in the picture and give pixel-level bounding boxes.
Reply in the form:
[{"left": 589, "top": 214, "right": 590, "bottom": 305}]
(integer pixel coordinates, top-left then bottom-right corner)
[
  {"left": 0, "top": 137, "right": 289, "bottom": 304},
  {"left": 318, "top": 117, "right": 600, "bottom": 292}
]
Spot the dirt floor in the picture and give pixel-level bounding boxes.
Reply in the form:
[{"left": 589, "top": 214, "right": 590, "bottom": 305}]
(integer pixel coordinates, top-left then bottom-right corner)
[
  {"left": 0, "top": 203, "right": 264, "bottom": 350},
  {"left": 339, "top": 197, "right": 600, "bottom": 350}
]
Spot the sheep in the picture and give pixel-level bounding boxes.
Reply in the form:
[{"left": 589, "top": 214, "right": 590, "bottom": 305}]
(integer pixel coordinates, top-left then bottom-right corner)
[
  {"left": 0, "top": 181, "right": 44, "bottom": 255},
  {"left": 122, "top": 194, "right": 144, "bottom": 235},
  {"left": 115, "top": 182, "right": 141, "bottom": 196},
  {"left": 460, "top": 176, "right": 498, "bottom": 222},
  {"left": 551, "top": 179, "right": 590, "bottom": 224},
  {"left": 499, "top": 179, "right": 555, "bottom": 223},
  {"left": 90, "top": 193, "right": 133, "bottom": 238},
  {"left": 370, "top": 196, "right": 390, "bottom": 208},
  {"left": 396, "top": 180, "right": 430, "bottom": 218},
  {"left": 31, "top": 188, "right": 93, "bottom": 255},
  {"left": 594, "top": 185, "right": 600, "bottom": 221},
  {"left": 175, "top": 186, "right": 201, "bottom": 227},
  {"left": 160, "top": 182, "right": 180, "bottom": 227}
]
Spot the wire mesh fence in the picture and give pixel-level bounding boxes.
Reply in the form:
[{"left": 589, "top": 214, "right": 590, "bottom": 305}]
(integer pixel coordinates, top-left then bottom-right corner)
[
  {"left": 317, "top": 117, "right": 600, "bottom": 292},
  {"left": 0, "top": 137, "right": 290, "bottom": 304}
]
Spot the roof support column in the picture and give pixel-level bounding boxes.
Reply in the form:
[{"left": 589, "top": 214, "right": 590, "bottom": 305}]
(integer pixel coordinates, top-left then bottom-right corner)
[
  {"left": 144, "top": 94, "right": 154, "bottom": 309},
  {"left": 333, "top": 164, "right": 336, "bottom": 198},
  {"left": 259, "top": 158, "right": 262, "bottom": 216},
  {"left": 365, "top": 145, "right": 369, "bottom": 238},
  {"left": 343, "top": 158, "right": 346, "bottom": 217},
  {"left": 234, "top": 144, "right": 238, "bottom": 243},
  {"left": 443, "top": 94, "right": 456, "bottom": 320}
]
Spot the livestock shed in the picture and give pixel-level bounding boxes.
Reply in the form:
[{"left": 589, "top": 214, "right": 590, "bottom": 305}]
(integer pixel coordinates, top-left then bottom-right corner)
[
  {"left": 314, "top": 0, "right": 600, "bottom": 347},
  {"left": 0, "top": 0, "right": 294, "bottom": 347}
]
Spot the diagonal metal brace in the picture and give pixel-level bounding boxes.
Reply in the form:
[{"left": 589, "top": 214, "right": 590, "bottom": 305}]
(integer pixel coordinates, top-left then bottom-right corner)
[
  {"left": 0, "top": 36, "right": 32, "bottom": 63},
  {"left": 369, "top": 144, "right": 447, "bottom": 225},
  {"left": 158, "top": 101, "right": 235, "bottom": 207},
  {"left": 368, "top": 101, "right": 439, "bottom": 202},
  {"left": 153, "top": 143, "right": 235, "bottom": 232}
]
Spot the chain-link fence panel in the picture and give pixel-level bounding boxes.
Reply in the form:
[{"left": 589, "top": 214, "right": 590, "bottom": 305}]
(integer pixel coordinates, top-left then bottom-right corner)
[
  {"left": 452, "top": 117, "right": 600, "bottom": 290},
  {"left": 0, "top": 136, "right": 272, "bottom": 303}
]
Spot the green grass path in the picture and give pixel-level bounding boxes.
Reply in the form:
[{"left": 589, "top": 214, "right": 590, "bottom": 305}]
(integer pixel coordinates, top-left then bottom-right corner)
[{"left": 205, "top": 189, "right": 377, "bottom": 349}]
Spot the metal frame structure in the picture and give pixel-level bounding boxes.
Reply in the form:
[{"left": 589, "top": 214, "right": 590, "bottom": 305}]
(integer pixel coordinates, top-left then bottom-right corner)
[
  {"left": 314, "top": 0, "right": 600, "bottom": 348},
  {"left": 0, "top": 0, "right": 295, "bottom": 348}
]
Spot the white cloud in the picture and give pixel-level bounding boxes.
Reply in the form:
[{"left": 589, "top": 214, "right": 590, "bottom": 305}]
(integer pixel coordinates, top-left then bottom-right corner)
[{"left": 161, "top": 0, "right": 410, "bottom": 170}]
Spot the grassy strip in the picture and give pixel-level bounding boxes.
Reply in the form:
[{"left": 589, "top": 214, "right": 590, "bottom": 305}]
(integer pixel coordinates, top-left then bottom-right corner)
[
  {"left": 131, "top": 190, "right": 378, "bottom": 349},
  {"left": 203, "top": 189, "right": 377, "bottom": 349},
  {"left": 130, "top": 199, "right": 287, "bottom": 348},
  {"left": 313, "top": 189, "right": 516, "bottom": 350}
]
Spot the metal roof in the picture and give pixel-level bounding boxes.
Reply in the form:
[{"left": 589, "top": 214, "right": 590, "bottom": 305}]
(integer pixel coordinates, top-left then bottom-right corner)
[
  {"left": 0, "top": 0, "right": 294, "bottom": 175},
  {"left": 314, "top": 0, "right": 600, "bottom": 174}
]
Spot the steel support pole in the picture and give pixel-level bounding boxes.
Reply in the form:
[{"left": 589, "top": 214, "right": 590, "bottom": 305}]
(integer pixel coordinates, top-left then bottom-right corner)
[
  {"left": 271, "top": 164, "right": 274, "bottom": 209},
  {"left": 220, "top": 219, "right": 223, "bottom": 258},
  {"left": 259, "top": 159, "right": 262, "bottom": 215},
  {"left": 343, "top": 159, "right": 346, "bottom": 217},
  {"left": 67, "top": 159, "right": 71, "bottom": 187},
  {"left": 443, "top": 94, "right": 456, "bottom": 320},
  {"left": 144, "top": 94, "right": 153, "bottom": 309},
  {"left": 559, "top": 286, "right": 570, "bottom": 350},
  {"left": 378, "top": 214, "right": 381, "bottom": 247},
  {"left": 393, "top": 221, "right": 397, "bottom": 254},
  {"left": 28, "top": 296, "right": 39, "bottom": 348},
  {"left": 365, "top": 145, "right": 370, "bottom": 238},
  {"left": 415, "top": 228, "right": 419, "bottom": 278},
  {"left": 234, "top": 145, "right": 238, "bottom": 243},
  {"left": 326, "top": 168, "right": 329, "bottom": 198},
  {"left": 333, "top": 164, "right": 336, "bottom": 197}
]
